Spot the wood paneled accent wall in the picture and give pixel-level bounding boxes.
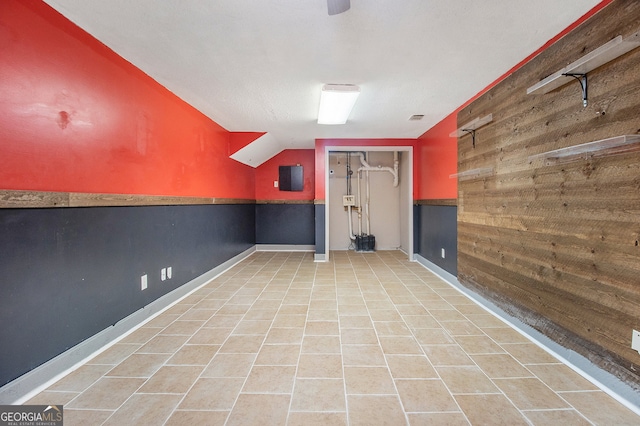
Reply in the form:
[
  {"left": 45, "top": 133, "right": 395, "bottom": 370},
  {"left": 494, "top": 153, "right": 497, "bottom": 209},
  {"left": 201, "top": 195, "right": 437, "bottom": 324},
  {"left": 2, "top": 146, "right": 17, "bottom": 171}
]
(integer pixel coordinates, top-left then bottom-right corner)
[{"left": 456, "top": 0, "right": 640, "bottom": 389}]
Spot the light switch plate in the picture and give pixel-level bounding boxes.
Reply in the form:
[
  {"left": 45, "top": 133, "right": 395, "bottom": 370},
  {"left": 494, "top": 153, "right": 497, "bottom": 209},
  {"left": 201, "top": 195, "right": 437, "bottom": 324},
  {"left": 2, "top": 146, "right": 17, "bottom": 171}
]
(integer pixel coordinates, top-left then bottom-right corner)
[{"left": 632, "top": 330, "right": 640, "bottom": 354}]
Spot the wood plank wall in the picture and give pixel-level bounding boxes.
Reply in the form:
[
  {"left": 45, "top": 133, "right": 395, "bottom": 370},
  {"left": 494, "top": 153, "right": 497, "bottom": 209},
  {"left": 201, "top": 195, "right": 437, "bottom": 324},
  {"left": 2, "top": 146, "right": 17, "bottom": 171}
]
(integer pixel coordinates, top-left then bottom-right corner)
[{"left": 456, "top": 0, "right": 640, "bottom": 389}]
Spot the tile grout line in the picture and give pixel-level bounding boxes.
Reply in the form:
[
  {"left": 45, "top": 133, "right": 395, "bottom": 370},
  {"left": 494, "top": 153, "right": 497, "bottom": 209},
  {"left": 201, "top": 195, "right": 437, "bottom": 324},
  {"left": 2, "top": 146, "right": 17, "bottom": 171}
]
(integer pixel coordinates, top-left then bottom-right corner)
[
  {"left": 377, "top": 252, "right": 474, "bottom": 425},
  {"left": 425, "top": 259, "right": 595, "bottom": 425},
  {"left": 396, "top": 253, "right": 596, "bottom": 425},
  {"left": 163, "top": 251, "right": 277, "bottom": 426},
  {"left": 92, "top": 273, "right": 234, "bottom": 426},
  {"left": 340, "top": 252, "right": 352, "bottom": 426},
  {"left": 227, "top": 251, "right": 306, "bottom": 425},
  {"left": 279, "top": 251, "right": 313, "bottom": 425},
  {"left": 352, "top": 252, "right": 410, "bottom": 426}
]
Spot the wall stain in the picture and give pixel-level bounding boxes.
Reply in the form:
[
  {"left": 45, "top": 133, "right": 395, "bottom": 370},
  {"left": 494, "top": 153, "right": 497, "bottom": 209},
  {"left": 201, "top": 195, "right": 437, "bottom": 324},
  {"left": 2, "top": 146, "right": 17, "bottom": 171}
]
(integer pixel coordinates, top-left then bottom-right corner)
[{"left": 57, "top": 111, "right": 70, "bottom": 129}]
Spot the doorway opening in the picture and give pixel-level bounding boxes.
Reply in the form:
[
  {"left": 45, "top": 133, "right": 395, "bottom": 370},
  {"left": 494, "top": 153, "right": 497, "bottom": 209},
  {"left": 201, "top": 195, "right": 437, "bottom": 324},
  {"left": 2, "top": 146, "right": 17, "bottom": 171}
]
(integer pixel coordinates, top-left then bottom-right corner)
[{"left": 324, "top": 146, "right": 413, "bottom": 261}]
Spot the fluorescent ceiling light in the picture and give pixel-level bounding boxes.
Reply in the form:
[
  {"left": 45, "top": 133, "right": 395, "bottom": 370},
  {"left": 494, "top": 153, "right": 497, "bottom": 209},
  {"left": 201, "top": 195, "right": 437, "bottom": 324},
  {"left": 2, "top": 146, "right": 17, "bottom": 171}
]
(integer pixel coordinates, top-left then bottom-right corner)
[{"left": 318, "top": 84, "right": 360, "bottom": 125}]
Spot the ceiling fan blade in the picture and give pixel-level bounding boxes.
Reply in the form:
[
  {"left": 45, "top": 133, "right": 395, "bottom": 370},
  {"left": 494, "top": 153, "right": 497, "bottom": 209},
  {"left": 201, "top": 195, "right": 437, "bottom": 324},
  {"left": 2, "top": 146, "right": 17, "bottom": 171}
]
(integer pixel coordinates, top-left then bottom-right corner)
[{"left": 327, "top": 0, "right": 350, "bottom": 15}]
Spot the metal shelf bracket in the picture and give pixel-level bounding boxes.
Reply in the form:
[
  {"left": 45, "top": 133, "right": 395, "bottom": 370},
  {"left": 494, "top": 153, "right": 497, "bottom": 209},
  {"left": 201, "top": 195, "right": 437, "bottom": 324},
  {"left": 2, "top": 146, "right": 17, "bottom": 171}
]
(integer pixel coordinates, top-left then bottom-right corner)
[
  {"left": 562, "top": 73, "right": 588, "bottom": 107},
  {"left": 461, "top": 129, "right": 477, "bottom": 148}
]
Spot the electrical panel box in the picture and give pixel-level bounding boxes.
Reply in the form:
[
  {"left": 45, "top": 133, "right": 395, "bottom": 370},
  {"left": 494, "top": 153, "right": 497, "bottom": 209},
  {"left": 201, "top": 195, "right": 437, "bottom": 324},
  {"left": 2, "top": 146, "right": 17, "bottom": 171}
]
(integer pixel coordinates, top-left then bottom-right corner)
[
  {"left": 343, "top": 195, "right": 356, "bottom": 206},
  {"left": 279, "top": 165, "right": 303, "bottom": 191}
]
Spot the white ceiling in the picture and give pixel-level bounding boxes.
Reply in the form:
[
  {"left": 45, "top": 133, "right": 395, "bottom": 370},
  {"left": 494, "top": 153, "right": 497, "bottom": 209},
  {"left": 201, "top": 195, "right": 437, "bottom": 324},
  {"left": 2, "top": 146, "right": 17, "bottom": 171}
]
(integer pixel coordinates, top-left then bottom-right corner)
[{"left": 44, "top": 0, "right": 600, "bottom": 165}]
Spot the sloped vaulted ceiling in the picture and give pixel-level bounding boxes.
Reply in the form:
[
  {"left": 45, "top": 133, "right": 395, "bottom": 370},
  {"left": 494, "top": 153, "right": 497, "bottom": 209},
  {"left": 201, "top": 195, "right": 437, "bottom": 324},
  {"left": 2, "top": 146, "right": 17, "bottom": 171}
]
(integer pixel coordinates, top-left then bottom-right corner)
[{"left": 44, "top": 0, "right": 601, "bottom": 166}]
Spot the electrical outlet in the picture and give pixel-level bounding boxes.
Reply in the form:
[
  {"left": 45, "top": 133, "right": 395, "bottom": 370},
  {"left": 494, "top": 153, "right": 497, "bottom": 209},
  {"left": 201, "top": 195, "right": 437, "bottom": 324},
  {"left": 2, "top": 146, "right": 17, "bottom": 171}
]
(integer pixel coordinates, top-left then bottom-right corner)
[
  {"left": 161, "top": 268, "right": 166, "bottom": 281},
  {"left": 441, "top": 248, "right": 446, "bottom": 258},
  {"left": 274, "top": 180, "right": 278, "bottom": 187},
  {"left": 632, "top": 329, "right": 640, "bottom": 354},
  {"left": 141, "top": 274, "right": 147, "bottom": 290},
  {"left": 167, "top": 266, "right": 172, "bottom": 279}
]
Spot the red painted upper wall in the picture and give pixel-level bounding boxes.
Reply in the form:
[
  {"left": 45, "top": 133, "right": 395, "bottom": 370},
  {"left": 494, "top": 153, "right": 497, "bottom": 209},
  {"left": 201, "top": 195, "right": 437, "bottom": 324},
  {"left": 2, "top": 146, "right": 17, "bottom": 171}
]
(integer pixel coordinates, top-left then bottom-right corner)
[
  {"left": 229, "top": 132, "right": 265, "bottom": 156},
  {"left": 255, "top": 149, "right": 315, "bottom": 201},
  {"left": 315, "top": 139, "right": 418, "bottom": 200},
  {"left": 416, "top": 0, "right": 614, "bottom": 201},
  {"left": 0, "top": 0, "right": 254, "bottom": 199},
  {"left": 416, "top": 113, "right": 458, "bottom": 200},
  {"left": 3, "top": 1, "right": 612, "bottom": 201}
]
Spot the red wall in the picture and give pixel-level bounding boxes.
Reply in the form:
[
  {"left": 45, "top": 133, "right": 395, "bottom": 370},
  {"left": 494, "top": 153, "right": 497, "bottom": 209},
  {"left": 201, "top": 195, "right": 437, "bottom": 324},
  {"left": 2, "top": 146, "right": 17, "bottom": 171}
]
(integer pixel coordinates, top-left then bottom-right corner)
[
  {"left": 416, "top": 113, "right": 458, "bottom": 200},
  {"left": 0, "top": 0, "right": 254, "bottom": 199},
  {"left": 255, "top": 149, "right": 315, "bottom": 201},
  {"left": 229, "top": 132, "right": 265, "bottom": 156},
  {"left": 315, "top": 139, "right": 418, "bottom": 200},
  {"left": 2, "top": 1, "right": 613, "bottom": 201},
  {"left": 416, "top": 0, "right": 614, "bottom": 201}
]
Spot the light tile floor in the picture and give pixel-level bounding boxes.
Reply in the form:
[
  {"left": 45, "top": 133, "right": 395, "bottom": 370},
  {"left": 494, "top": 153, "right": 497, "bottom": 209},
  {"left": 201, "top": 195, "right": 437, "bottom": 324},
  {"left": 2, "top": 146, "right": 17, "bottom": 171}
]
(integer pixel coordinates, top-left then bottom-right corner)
[{"left": 26, "top": 251, "right": 639, "bottom": 425}]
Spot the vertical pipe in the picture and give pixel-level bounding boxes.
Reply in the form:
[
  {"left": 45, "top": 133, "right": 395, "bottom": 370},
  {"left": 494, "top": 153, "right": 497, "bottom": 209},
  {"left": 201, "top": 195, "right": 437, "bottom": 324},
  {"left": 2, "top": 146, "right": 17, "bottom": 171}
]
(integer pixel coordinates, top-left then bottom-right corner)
[
  {"left": 394, "top": 151, "right": 399, "bottom": 186},
  {"left": 348, "top": 205, "right": 355, "bottom": 240},
  {"left": 346, "top": 154, "right": 356, "bottom": 241},
  {"left": 357, "top": 169, "right": 362, "bottom": 236},
  {"left": 366, "top": 169, "right": 371, "bottom": 235}
]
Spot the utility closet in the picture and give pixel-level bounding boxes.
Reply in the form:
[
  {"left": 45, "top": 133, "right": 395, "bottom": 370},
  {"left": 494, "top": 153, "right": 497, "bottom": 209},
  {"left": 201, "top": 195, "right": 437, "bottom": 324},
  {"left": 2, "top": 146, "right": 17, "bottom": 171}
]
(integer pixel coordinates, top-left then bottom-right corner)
[{"left": 328, "top": 151, "right": 411, "bottom": 253}]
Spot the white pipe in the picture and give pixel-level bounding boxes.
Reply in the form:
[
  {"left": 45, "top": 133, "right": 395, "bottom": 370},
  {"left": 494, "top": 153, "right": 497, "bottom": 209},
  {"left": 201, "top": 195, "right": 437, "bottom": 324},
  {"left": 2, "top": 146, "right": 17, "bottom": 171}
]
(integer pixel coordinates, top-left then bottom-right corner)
[
  {"left": 347, "top": 205, "right": 356, "bottom": 240},
  {"left": 369, "top": 165, "right": 396, "bottom": 186},
  {"left": 393, "top": 151, "right": 399, "bottom": 186},
  {"left": 357, "top": 169, "right": 362, "bottom": 236},
  {"left": 353, "top": 152, "right": 399, "bottom": 187},
  {"left": 349, "top": 151, "right": 401, "bottom": 240},
  {"left": 346, "top": 153, "right": 356, "bottom": 241},
  {"left": 366, "top": 169, "right": 371, "bottom": 235},
  {"left": 353, "top": 152, "right": 370, "bottom": 168}
]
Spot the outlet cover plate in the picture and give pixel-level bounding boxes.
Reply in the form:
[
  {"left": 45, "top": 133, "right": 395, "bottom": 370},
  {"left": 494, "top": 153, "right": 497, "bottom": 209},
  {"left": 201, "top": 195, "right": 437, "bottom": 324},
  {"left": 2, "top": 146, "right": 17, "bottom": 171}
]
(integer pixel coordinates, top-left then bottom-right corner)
[
  {"left": 343, "top": 195, "right": 356, "bottom": 206},
  {"left": 141, "top": 274, "right": 148, "bottom": 290},
  {"left": 632, "top": 330, "right": 640, "bottom": 354}
]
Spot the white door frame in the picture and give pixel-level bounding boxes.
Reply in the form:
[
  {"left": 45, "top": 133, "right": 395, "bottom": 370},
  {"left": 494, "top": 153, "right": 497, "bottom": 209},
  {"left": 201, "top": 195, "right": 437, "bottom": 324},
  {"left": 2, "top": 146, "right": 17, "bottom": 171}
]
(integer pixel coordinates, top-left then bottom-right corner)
[{"left": 324, "top": 145, "right": 414, "bottom": 262}]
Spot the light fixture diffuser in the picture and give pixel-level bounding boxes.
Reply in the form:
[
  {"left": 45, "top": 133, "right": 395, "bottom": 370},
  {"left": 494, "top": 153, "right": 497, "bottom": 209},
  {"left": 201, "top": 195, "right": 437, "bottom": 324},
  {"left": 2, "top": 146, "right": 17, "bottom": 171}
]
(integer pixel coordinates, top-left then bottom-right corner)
[{"left": 317, "top": 84, "right": 360, "bottom": 125}]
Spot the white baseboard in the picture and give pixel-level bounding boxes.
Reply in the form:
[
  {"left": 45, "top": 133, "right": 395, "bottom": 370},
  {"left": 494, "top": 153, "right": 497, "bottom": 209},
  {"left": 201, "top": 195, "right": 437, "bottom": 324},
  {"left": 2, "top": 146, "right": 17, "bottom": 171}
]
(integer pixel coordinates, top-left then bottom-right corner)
[
  {"left": 414, "top": 254, "right": 640, "bottom": 416},
  {"left": 314, "top": 253, "right": 327, "bottom": 262},
  {"left": 0, "top": 246, "right": 256, "bottom": 405},
  {"left": 256, "top": 244, "right": 315, "bottom": 252}
]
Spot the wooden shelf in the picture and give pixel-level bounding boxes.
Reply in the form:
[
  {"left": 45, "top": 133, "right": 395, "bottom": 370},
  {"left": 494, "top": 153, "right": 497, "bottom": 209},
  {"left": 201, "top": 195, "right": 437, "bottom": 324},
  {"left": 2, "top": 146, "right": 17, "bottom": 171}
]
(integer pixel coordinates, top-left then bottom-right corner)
[
  {"left": 528, "top": 135, "right": 640, "bottom": 165},
  {"left": 449, "top": 114, "right": 493, "bottom": 138},
  {"left": 450, "top": 167, "right": 494, "bottom": 181},
  {"left": 527, "top": 31, "right": 640, "bottom": 105}
]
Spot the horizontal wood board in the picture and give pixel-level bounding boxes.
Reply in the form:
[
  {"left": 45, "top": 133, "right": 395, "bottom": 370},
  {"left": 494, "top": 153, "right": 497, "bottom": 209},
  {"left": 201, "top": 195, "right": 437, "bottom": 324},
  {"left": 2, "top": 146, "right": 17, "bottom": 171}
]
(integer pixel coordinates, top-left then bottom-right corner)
[
  {"left": 0, "top": 190, "right": 254, "bottom": 208},
  {"left": 415, "top": 199, "right": 458, "bottom": 206},
  {"left": 456, "top": 0, "right": 640, "bottom": 389}
]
